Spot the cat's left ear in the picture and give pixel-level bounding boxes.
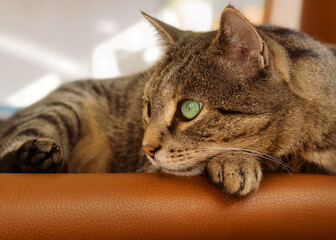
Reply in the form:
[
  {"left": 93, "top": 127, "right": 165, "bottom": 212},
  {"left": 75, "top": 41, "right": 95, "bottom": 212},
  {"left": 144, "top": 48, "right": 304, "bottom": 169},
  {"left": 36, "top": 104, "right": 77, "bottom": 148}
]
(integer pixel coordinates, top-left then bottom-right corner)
[
  {"left": 215, "top": 6, "right": 268, "bottom": 68},
  {"left": 142, "top": 12, "right": 183, "bottom": 46}
]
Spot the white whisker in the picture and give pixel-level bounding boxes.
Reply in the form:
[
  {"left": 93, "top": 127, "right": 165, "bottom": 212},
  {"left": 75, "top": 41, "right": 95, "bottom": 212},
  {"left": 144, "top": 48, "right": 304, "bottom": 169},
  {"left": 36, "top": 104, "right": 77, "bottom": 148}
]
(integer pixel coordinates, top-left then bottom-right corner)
[{"left": 146, "top": 154, "right": 160, "bottom": 168}]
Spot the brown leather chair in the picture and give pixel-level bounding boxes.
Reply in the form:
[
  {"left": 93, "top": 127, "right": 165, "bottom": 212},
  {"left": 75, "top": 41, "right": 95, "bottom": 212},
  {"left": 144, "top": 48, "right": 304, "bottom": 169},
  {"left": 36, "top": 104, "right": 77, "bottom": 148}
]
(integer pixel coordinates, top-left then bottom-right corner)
[{"left": 0, "top": 173, "right": 335, "bottom": 239}]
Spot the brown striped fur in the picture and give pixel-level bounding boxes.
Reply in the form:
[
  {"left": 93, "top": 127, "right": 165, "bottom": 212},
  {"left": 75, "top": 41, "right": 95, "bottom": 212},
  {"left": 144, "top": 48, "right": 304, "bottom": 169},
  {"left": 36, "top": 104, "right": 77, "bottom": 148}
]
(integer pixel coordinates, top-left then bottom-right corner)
[
  {"left": 69, "top": 97, "right": 112, "bottom": 172},
  {"left": 0, "top": 6, "right": 335, "bottom": 196},
  {"left": 0, "top": 73, "right": 149, "bottom": 173}
]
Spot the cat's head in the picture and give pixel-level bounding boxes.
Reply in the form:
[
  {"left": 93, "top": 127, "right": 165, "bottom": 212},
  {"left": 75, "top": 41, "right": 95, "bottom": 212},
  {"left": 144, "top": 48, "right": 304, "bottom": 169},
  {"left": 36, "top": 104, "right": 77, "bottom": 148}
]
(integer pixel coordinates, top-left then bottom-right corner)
[{"left": 141, "top": 6, "right": 291, "bottom": 176}]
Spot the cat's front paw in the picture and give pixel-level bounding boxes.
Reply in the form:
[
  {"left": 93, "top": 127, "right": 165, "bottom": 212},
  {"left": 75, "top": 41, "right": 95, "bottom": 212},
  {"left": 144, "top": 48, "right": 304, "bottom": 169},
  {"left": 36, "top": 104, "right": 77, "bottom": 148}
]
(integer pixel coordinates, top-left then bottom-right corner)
[
  {"left": 206, "top": 154, "right": 262, "bottom": 196},
  {"left": 15, "top": 138, "right": 64, "bottom": 173}
]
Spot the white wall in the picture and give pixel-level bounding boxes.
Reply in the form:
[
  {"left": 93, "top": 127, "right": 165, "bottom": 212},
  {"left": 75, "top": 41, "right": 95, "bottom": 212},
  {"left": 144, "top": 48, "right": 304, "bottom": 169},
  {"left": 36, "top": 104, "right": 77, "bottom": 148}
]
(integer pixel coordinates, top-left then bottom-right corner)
[{"left": 267, "top": 0, "right": 303, "bottom": 29}]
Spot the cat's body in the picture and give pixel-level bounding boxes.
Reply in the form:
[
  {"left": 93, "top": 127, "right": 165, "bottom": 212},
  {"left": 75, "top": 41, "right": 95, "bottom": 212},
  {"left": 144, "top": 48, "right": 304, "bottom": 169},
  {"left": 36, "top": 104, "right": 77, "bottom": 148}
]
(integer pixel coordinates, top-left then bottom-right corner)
[
  {"left": 0, "top": 73, "right": 151, "bottom": 173},
  {"left": 0, "top": 6, "right": 335, "bottom": 196}
]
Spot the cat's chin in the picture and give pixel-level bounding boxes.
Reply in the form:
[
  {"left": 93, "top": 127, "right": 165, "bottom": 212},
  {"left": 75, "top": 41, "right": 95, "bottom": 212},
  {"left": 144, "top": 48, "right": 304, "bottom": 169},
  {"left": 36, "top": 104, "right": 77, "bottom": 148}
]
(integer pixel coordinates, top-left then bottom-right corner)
[
  {"left": 161, "top": 167, "right": 204, "bottom": 176},
  {"left": 146, "top": 152, "right": 205, "bottom": 176}
]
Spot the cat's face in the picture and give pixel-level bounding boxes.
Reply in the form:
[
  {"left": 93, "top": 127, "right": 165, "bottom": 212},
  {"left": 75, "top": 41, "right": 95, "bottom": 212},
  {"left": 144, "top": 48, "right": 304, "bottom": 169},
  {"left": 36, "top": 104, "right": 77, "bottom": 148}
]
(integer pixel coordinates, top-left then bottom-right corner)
[{"left": 141, "top": 7, "right": 291, "bottom": 175}]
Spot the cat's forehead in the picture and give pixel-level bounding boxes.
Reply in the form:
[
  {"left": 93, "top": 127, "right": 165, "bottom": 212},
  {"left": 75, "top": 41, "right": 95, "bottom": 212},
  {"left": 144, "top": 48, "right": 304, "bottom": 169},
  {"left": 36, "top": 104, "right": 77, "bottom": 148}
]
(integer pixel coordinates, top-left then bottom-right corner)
[
  {"left": 173, "top": 30, "right": 217, "bottom": 55},
  {"left": 147, "top": 66, "right": 196, "bottom": 103},
  {"left": 147, "top": 38, "right": 225, "bottom": 98}
]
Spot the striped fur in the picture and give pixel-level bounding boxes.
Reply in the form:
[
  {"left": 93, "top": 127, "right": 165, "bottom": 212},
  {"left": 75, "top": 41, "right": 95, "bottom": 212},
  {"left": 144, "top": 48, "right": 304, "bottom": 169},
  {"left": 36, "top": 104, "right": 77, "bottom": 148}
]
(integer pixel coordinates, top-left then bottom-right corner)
[
  {"left": 0, "top": 72, "right": 151, "bottom": 173},
  {"left": 0, "top": 6, "right": 335, "bottom": 196}
]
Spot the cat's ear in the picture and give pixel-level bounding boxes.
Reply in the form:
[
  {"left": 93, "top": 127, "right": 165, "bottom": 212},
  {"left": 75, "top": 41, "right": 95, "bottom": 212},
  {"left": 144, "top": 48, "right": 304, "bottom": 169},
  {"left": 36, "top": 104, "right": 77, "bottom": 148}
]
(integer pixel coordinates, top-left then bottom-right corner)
[
  {"left": 215, "top": 6, "right": 268, "bottom": 68},
  {"left": 142, "top": 12, "right": 182, "bottom": 46}
]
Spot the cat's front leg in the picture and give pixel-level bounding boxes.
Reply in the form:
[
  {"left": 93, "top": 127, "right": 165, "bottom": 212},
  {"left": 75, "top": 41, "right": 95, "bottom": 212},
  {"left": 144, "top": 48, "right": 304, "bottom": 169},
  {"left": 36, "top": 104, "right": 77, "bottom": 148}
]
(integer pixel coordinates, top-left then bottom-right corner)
[
  {"left": 206, "top": 153, "right": 262, "bottom": 196},
  {"left": 15, "top": 138, "right": 64, "bottom": 173}
]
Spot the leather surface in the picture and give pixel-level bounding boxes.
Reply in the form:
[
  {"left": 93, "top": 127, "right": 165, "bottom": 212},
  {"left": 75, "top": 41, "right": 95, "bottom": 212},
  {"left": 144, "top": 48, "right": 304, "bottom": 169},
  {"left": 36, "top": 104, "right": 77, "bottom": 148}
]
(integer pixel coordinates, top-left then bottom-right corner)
[{"left": 0, "top": 173, "right": 335, "bottom": 240}]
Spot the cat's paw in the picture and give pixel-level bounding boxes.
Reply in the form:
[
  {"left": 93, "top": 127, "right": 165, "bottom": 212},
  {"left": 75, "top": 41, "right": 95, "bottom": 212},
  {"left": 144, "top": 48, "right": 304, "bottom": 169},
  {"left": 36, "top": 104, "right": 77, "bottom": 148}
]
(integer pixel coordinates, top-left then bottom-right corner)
[
  {"left": 15, "top": 138, "right": 64, "bottom": 173},
  {"left": 206, "top": 155, "right": 262, "bottom": 196}
]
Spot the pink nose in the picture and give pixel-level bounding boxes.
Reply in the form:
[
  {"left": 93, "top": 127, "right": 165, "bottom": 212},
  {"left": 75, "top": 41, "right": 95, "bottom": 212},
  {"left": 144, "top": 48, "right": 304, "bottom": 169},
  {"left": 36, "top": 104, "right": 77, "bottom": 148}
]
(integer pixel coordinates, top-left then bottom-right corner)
[{"left": 142, "top": 145, "right": 156, "bottom": 157}]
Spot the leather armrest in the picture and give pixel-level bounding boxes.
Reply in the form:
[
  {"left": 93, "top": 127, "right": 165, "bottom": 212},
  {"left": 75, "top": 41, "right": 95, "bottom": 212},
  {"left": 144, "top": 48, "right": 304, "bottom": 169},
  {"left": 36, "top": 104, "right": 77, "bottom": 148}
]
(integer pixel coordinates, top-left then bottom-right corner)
[{"left": 0, "top": 173, "right": 335, "bottom": 240}]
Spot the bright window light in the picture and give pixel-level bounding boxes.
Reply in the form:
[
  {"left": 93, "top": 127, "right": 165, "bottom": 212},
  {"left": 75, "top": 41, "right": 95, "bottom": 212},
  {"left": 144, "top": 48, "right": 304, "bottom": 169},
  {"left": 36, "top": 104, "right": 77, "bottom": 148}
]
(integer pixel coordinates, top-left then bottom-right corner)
[
  {"left": 94, "top": 19, "right": 119, "bottom": 36},
  {"left": 0, "top": 31, "right": 86, "bottom": 77},
  {"left": 6, "top": 74, "right": 61, "bottom": 108},
  {"left": 143, "top": 45, "right": 162, "bottom": 65},
  {"left": 92, "top": 20, "right": 161, "bottom": 79},
  {"left": 177, "top": 0, "right": 212, "bottom": 31}
]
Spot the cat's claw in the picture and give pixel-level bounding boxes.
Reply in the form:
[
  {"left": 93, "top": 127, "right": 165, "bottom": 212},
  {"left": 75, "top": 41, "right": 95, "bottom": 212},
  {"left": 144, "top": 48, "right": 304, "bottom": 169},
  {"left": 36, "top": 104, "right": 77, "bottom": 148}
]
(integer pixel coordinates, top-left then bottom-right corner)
[
  {"left": 206, "top": 155, "right": 262, "bottom": 196},
  {"left": 15, "top": 138, "right": 64, "bottom": 173}
]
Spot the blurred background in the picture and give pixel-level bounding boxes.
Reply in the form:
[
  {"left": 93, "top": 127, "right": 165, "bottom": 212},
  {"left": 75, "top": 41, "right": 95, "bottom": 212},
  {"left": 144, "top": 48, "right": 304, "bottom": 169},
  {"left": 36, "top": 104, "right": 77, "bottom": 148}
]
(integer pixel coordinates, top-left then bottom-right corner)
[{"left": 0, "top": 0, "right": 335, "bottom": 117}]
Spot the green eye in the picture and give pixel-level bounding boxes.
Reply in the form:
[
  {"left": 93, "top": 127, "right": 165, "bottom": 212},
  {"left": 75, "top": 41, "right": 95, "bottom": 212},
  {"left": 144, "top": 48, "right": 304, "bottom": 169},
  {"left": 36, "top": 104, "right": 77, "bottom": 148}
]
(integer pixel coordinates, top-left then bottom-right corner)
[{"left": 181, "top": 100, "right": 201, "bottom": 120}]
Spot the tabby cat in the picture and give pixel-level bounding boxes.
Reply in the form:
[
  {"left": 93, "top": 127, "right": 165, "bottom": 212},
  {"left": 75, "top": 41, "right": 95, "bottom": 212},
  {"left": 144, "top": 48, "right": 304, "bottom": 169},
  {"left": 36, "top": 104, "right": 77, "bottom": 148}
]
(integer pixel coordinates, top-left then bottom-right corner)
[{"left": 0, "top": 6, "right": 335, "bottom": 196}]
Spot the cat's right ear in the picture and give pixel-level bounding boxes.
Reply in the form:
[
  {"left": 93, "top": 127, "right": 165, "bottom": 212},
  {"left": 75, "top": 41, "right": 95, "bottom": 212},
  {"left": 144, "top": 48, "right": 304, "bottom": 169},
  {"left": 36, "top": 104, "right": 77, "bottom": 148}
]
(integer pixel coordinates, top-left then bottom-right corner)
[
  {"left": 213, "top": 6, "right": 268, "bottom": 69},
  {"left": 142, "top": 12, "right": 182, "bottom": 46}
]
